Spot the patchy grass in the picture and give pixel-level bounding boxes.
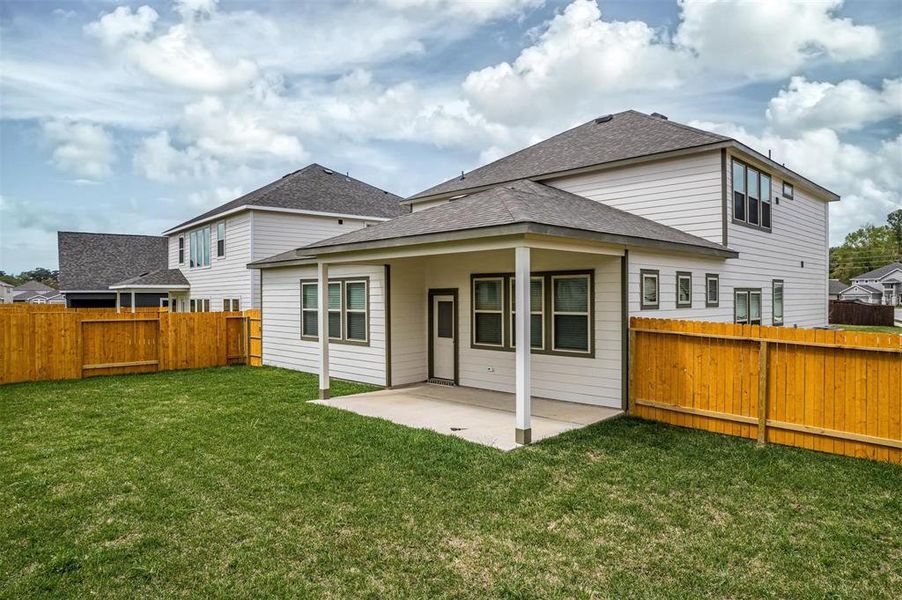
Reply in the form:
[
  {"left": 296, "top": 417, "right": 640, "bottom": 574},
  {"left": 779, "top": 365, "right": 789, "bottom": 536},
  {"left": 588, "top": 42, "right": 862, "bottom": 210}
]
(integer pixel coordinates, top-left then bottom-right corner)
[
  {"left": 1, "top": 367, "right": 900, "bottom": 599},
  {"left": 834, "top": 324, "right": 902, "bottom": 335}
]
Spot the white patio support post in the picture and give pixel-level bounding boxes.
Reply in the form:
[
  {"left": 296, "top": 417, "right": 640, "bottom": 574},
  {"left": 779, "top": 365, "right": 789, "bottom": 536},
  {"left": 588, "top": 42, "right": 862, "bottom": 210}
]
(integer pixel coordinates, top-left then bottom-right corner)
[
  {"left": 130, "top": 291, "right": 136, "bottom": 314},
  {"left": 115, "top": 291, "right": 121, "bottom": 313},
  {"left": 514, "top": 245, "right": 532, "bottom": 445},
  {"left": 317, "top": 262, "right": 330, "bottom": 399}
]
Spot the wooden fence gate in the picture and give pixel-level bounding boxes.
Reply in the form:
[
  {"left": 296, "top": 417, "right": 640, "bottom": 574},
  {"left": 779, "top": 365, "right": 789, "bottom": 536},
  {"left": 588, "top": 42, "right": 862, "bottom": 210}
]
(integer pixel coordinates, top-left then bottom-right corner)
[
  {"left": 629, "top": 318, "right": 901, "bottom": 464},
  {"left": 1, "top": 308, "right": 262, "bottom": 384}
]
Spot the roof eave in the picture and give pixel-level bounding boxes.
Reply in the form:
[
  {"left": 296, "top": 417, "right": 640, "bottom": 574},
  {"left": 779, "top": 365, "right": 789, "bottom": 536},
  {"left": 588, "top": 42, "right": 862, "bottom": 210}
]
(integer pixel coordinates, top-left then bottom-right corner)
[
  {"left": 163, "top": 205, "right": 397, "bottom": 236},
  {"left": 249, "top": 222, "right": 737, "bottom": 268}
]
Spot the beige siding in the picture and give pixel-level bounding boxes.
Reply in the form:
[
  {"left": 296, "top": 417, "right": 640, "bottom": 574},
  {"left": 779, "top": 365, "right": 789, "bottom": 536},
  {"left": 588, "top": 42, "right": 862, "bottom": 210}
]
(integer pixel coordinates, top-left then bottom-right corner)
[
  {"left": 409, "top": 197, "right": 452, "bottom": 213},
  {"left": 388, "top": 259, "right": 427, "bottom": 386},
  {"left": 251, "top": 211, "right": 375, "bottom": 261},
  {"left": 547, "top": 151, "right": 725, "bottom": 244},
  {"left": 261, "top": 264, "right": 387, "bottom": 386},
  {"left": 168, "top": 212, "right": 254, "bottom": 311},
  {"left": 419, "top": 249, "right": 622, "bottom": 408}
]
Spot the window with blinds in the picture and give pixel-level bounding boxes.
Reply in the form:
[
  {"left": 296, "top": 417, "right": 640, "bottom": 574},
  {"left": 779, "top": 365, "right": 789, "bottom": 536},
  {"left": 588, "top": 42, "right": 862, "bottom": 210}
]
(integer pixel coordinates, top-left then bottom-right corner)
[{"left": 300, "top": 278, "right": 369, "bottom": 344}]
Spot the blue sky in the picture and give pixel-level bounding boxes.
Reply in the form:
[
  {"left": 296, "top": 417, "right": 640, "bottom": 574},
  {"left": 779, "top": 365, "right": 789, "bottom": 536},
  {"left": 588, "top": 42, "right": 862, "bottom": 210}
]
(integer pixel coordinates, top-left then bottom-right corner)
[{"left": 1, "top": 0, "right": 900, "bottom": 273}]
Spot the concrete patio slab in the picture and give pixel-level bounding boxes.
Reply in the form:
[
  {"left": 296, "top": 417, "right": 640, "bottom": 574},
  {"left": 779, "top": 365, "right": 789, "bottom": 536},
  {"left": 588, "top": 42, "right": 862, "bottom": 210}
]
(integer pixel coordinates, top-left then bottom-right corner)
[{"left": 311, "top": 383, "right": 622, "bottom": 450}]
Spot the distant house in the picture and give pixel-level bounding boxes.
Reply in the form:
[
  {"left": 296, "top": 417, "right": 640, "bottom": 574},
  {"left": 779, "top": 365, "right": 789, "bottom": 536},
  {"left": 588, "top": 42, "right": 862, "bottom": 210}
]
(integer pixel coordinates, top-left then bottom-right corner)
[
  {"left": 10, "top": 280, "right": 63, "bottom": 304},
  {"left": 838, "top": 262, "right": 902, "bottom": 305},
  {"left": 57, "top": 232, "right": 171, "bottom": 309},
  {"left": 0, "top": 281, "right": 14, "bottom": 303},
  {"left": 154, "top": 164, "right": 406, "bottom": 313},
  {"left": 828, "top": 279, "right": 846, "bottom": 301}
]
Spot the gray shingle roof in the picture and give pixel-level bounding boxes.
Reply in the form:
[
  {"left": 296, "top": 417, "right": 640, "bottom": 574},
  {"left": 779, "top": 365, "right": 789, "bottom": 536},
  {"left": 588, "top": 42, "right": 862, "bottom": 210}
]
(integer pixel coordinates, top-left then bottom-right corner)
[
  {"left": 111, "top": 268, "right": 189, "bottom": 288},
  {"left": 851, "top": 262, "right": 902, "bottom": 281},
  {"left": 251, "top": 180, "right": 735, "bottom": 265},
  {"left": 13, "top": 280, "right": 55, "bottom": 292},
  {"left": 828, "top": 279, "right": 847, "bottom": 295},
  {"left": 167, "top": 163, "right": 407, "bottom": 233},
  {"left": 410, "top": 110, "right": 730, "bottom": 200},
  {"left": 843, "top": 283, "right": 882, "bottom": 295},
  {"left": 58, "top": 232, "right": 169, "bottom": 291},
  {"left": 14, "top": 290, "right": 62, "bottom": 301}
]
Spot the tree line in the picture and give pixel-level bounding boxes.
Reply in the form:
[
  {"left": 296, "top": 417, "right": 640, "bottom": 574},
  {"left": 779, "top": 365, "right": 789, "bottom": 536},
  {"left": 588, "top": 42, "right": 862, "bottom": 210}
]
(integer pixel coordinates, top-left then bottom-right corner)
[
  {"left": 0, "top": 268, "right": 59, "bottom": 288},
  {"left": 829, "top": 209, "right": 902, "bottom": 283}
]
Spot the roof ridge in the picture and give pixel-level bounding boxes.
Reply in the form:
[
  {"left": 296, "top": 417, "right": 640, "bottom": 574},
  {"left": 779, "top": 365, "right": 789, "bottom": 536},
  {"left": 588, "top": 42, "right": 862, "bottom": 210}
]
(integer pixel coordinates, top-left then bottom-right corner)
[{"left": 631, "top": 110, "right": 729, "bottom": 142}]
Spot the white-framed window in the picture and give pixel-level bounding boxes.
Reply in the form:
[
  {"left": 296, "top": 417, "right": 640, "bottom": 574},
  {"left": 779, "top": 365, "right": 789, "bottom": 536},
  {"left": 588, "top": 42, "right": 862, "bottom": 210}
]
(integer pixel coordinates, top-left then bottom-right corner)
[
  {"left": 551, "top": 274, "right": 590, "bottom": 354},
  {"left": 160, "top": 298, "right": 170, "bottom": 308},
  {"left": 472, "top": 277, "right": 504, "bottom": 347},
  {"left": 189, "top": 226, "right": 211, "bottom": 268},
  {"left": 733, "top": 158, "right": 772, "bottom": 230},
  {"left": 782, "top": 181, "right": 794, "bottom": 199},
  {"left": 706, "top": 274, "right": 719, "bottom": 307},
  {"left": 510, "top": 277, "right": 544, "bottom": 350},
  {"left": 344, "top": 280, "right": 368, "bottom": 342},
  {"left": 301, "top": 279, "right": 369, "bottom": 344},
  {"left": 222, "top": 298, "right": 240, "bottom": 312},
  {"left": 676, "top": 272, "right": 692, "bottom": 308},
  {"left": 190, "top": 298, "right": 211, "bottom": 312},
  {"left": 640, "top": 269, "right": 659, "bottom": 310},
  {"left": 735, "top": 289, "right": 762, "bottom": 325},
  {"left": 773, "top": 280, "right": 784, "bottom": 326},
  {"left": 216, "top": 222, "right": 225, "bottom": 258},
  {"left": 178, "top": 236, "right": 185, "bottom": 264}
]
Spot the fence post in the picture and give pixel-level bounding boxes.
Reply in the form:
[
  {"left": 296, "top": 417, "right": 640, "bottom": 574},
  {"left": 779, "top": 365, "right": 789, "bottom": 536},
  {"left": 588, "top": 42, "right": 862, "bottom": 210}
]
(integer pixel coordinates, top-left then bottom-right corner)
[
  {"left": 757, "top": 340, "right": 769, "bottom": 445},
  {"left": 628, "top": 328, "right": 637, "bottom": 414}
]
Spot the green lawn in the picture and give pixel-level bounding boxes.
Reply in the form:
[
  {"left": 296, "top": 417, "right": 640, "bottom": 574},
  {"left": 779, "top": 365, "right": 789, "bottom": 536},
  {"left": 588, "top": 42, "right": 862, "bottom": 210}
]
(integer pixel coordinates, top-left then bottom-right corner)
[
  {"left": 834, "top": 324, "right": 902, "bottom": 335},
  {"left": 2, "top": 367, "right": 900, "bottom": 599}
]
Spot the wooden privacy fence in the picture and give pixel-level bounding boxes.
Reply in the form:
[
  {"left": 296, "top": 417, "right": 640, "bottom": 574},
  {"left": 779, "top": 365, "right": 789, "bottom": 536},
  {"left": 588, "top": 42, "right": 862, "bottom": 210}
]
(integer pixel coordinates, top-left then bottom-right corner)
[
  {"left": 1, "top": 309, "right": 262, "bottom": 385},
  {"left": 629, "top": 318, "right": 901, "bottom": 464},
  {"left": 828, "top": 300, "right": 895, "bottom": 327}
]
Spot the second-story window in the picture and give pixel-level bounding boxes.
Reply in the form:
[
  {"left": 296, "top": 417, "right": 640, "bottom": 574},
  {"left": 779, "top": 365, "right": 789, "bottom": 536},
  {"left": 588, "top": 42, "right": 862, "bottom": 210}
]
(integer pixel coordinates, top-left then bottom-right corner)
[
  {"left": 178, "top": 236, "right": 185, "bottom": 264},
  {"left": 733, "top": 159, "right": 772, "bottom": 230},
  {"left": 216, "top": 222, "right": 225, "bottom": 257},
  {"left": 189, "top": 226, "right": 211, "bottom": 268}
]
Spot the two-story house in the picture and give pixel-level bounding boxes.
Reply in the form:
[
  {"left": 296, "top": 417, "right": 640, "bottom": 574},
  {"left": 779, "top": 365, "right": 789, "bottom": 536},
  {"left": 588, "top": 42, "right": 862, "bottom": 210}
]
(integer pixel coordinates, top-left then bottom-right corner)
[
  {"left": 838, "top": 262, "right": 902, "bottom": 306},
  {"left": 249, "top": 110, "right": 838, "bottom": 442},
  {"left": 103, "top": 164, "right": 406, "bottom": 312}
]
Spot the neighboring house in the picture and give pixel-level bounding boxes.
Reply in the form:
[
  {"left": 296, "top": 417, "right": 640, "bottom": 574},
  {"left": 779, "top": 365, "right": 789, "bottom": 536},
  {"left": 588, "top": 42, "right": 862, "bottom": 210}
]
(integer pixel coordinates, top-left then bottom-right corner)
[
  {"left": 10, "top": 280, "right": 63, "bottom": 304},
  {"left": 249, "top": 109, "right": 838, "bottom": 440},
  {"left": 153, "top": 163, "right": 406, "bottom": 313},
  {"left": 838, "top": 262, "right": 902, "bottom": 305},
  {"left": 828, "top": 279, "right": 847, "bottom": 301},
  {"left": 58, "top": 232, "right": 170, "bottom": 308},
  {"left": 0, "top": 281, "right": 14, "bottom": 303}
]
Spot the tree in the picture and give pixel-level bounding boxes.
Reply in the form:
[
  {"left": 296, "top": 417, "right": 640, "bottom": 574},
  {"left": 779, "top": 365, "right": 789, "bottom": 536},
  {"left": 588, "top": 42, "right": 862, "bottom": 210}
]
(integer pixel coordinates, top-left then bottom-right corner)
[
  {"left": 888, "top": 209, "right": 902, "bottom": 253},
  {"left": 830, "top": 217, "right": 902, "bottom": 282},
  {"left": 0, "top": 268, "right": 59, "bottom": 288}
]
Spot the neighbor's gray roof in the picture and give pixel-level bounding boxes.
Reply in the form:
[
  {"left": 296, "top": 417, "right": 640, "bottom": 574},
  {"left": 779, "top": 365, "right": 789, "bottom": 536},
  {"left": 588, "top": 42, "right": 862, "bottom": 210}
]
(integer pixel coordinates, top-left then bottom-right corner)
[
  {"left": 410, "top": 110, "right": 729, "bottom": 200},
  {"left": 13, "top": 279, "right": 55, "bottom": 292},
  {"left": 111, "top": 268, "right": 189, "bottom": 288},
  {"left": 828, "top": 279, "right": 847, "bottom": 295},
  {"left": 842, "top": 283, "right": 883, "bottom": 295},
  {"left": 14, "top": 290, "right": 62, "bottom": 301},
  {"left": 58, "top": 232, "right": 169, "bottom": 290},
  {"left": 251, "top": 180, "right": 736, "bottom": 266},
  {"left": 167, "top": 163, "right": 407, "bottom": 233},
  {"left": 851, "top": 262, "right": 902, "bottom": 281}
]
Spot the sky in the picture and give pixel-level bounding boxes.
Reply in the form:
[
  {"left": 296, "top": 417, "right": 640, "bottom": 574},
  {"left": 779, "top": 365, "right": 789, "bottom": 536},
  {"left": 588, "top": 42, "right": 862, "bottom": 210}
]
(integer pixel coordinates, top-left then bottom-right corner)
[{"left": 1, "top": 0, "right": 900, "bottom": 273}]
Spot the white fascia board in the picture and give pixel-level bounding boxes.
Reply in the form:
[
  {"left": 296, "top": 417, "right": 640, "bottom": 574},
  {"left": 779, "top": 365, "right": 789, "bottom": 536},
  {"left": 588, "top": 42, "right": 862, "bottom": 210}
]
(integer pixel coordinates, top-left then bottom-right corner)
[
  {"left": 162, "top": 205, "right": 395, "bottom": 236},
  {"left": 108, "top": 284, "right": 191, "bottom": 291}
]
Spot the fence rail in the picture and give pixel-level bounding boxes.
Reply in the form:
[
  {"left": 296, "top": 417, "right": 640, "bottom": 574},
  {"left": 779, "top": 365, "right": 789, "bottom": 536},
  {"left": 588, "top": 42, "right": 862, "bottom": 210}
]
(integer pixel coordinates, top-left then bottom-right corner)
[
  {"left": 1, "top": 309, "right": 261, "bottom": 384},
  {"left": 629, "top": 318, "right": 901, "bottom": 464}
]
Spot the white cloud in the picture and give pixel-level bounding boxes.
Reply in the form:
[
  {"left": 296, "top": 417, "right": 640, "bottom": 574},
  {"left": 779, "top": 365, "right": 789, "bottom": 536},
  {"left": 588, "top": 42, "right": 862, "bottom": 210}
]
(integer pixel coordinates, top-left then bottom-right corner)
[
  {"left": 766, "top": 76, "right": 902, "bottom": 133},
  {"left": 174, "top": 0, "right": 219, "bottom": 20},
  {"left": 461, "top": 0, "right": 881, "bottom": 126},
  {"left": 126, "top": 23, "right": 258, "bottom": 93},
  {"left": 84, "top": 5, "right": 158, "bottom": 47},
  {"left": 187, "top": 185, "right": 242, "bottom": 209},
  {"left": 378, "top": 0, "right": 543, "bottom": 20},
  {"left": 676, "top": 0, "right": 880, "bottom": 78},
  {"left": 42, "top": 120, "right": 116, "bottom": 180}
]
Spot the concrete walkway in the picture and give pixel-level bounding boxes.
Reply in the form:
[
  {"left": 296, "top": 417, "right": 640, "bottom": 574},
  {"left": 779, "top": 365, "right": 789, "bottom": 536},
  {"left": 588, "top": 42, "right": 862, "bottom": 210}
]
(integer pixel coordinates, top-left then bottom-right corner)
[{"left": 311, "top": 384, "right": 622, "bottom": 450}]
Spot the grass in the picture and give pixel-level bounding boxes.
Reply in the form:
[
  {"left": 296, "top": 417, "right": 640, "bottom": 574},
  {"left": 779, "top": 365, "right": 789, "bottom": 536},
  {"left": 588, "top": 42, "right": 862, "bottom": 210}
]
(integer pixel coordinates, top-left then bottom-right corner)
[
  {"left": 2, "top": 367, "right": 900, "bottom": 599},
  {"left": 834, "top": 324, "right": 902, "bottom": 335}
]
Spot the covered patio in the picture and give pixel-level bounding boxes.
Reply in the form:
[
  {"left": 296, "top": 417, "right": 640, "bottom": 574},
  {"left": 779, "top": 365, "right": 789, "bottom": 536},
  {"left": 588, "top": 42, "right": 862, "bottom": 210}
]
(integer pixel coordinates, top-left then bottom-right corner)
[{"left": 313, "top": 383, "right": 621, "bottom": 450}]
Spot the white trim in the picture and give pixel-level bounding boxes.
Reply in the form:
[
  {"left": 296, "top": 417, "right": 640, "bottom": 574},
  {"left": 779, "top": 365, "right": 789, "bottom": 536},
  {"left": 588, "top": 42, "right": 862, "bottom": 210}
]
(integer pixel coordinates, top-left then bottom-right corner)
[
  {"left": 162, "top": 205, "right": 394, "bottom": 235},
  {"left": 109, "top": 284, "right": 190, "bottom": 290}
]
